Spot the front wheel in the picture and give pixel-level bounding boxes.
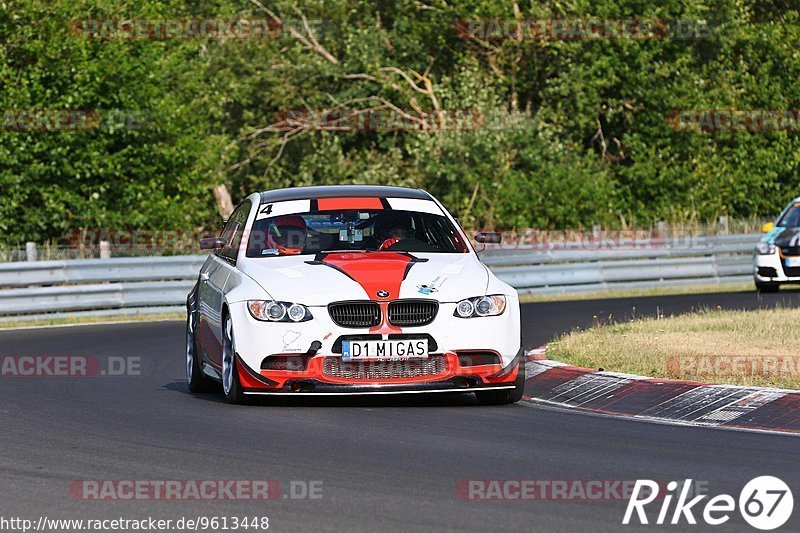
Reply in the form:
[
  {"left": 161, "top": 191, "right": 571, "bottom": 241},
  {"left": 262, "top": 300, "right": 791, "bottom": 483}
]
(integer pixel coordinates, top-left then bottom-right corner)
[
  {"left": 475, "top": 360, "right": 525, "bottom": 405},
  {"left": 186, "top": 311, "right": 216, "bottom": 393},
  {"left": 222, "top": 314, "right": 246, "bottom": 404},
  {"left": 755, "top": 279, "right": 780, "bottom": 293}
]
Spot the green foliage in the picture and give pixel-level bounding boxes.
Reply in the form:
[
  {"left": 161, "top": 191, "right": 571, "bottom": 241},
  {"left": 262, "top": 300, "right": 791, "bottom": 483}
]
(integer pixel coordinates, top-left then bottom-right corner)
[{"left": 1, "top": 0, "right": 799, "bottom": 243}]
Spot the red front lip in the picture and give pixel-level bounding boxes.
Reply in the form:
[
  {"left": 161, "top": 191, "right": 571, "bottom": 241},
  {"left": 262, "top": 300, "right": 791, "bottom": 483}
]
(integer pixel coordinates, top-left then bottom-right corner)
[{"left": 238, "top": 352, "right": 518, "bottom": 390}]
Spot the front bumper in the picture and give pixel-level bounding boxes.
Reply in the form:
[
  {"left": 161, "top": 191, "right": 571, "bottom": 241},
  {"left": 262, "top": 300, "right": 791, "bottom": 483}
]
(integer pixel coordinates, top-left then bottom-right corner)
[
  {"left": 236, "top": 350, "right": 523, "bottom": 395},
  {"left": 228, "top": 298, "right": 522, "bottom": 393},
  {"left": 753, "top": 251, "right": 800, "bottom": 283}
]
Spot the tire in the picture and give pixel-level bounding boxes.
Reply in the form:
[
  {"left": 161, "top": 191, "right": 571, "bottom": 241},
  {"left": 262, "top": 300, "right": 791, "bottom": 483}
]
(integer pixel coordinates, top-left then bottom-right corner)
[
  {"left": 221, "top": 313, "right": 246, "bottom": 404},
  {"left": 186, "top": 308, "right": 216, "bottom": 393},
  {"left": 475, "top": 359, "right": 525, "bottom": 406},
  {"left": 755, "top": 280, "right": 780, "bottom": 293}
]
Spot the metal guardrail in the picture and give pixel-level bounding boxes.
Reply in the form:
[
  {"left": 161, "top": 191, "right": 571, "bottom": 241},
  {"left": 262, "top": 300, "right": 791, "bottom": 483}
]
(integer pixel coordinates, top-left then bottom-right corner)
[
  {"left": 480, "top": 234, "right": 758, "bottom": 266},
  {"left": 0, "top": 255, "right": 206, "bottom": 287},
  {"left": 0, "top": 255, "right": 205, "bottom": 317},
  {"left": 0, "top": 281, "right": 196, "bottom": 315},
  {"left": 483, "top": 233, "right": 758, "bottom": 294},
  {"left": 0, "top": 234, "right": 760, "bottom": 317}
]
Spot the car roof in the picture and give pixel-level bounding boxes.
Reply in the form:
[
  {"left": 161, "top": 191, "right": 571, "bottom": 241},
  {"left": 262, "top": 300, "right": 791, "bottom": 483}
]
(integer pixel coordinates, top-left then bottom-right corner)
[{"left": 259, "top": 185, "right": 432, "bottom": 203}]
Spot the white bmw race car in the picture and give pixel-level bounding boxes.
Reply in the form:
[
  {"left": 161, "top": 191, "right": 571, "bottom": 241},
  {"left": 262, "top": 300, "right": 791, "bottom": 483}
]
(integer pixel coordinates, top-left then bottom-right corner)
[
  {"left": 185, "top": 185, "right": 524, "bottom": 404},
  {"left": 754, "top": 195, "right": 800, "bottom": 292}
]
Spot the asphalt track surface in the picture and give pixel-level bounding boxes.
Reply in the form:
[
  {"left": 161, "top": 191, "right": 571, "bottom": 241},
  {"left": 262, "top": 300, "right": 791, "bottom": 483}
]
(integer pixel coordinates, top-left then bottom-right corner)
[{"left": 2, "top": 290, "right": 800, "bottom": 532}]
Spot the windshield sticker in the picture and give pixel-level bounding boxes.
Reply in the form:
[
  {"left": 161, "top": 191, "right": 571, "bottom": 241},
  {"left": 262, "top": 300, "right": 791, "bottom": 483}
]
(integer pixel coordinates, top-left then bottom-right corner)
[
  {"left": 386, "top": 197, "right": 445, "bottom": 216},
  {"left": 317, "top": 197, "right": 383, "bottom": 211},
  {"left": 255, "top": 199, "right": 312, "bottom": 220}
]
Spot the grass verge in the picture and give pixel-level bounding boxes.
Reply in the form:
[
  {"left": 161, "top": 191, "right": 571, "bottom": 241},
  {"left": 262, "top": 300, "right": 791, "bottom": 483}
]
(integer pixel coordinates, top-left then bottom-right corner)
[
  {"left": 518, "top": 281, "right": 799, "bottom": 303},
  {"left": 547, "top": 307, "right": 800, "bottom": 390}
]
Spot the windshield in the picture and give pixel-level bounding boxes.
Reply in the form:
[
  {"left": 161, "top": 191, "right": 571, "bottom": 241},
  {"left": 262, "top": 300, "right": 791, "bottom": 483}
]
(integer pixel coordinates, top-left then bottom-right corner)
[
  {"left": 246, "top": 209, "right": 469, "bottom": 257},
  {"left": 777, "top": 203, "right": 800, "bottom": 228}
]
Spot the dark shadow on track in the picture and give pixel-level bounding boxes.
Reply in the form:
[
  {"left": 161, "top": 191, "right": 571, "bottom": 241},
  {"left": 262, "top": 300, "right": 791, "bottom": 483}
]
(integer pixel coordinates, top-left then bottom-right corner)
[{"left": 163, "top": 379, "right": 487, "bottom": 407}]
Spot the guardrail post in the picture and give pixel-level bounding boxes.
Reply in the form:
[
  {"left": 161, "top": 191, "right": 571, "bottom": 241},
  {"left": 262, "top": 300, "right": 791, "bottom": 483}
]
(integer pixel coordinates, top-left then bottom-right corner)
[
  {"left": 99, "top": 240, "right": 111, "bottom": 259},
  {"left": 719, "top": 216, "right": 729, "bottom": 235},
  {"left": 25, "top": 242, "right": 38, "bottom": 262}
]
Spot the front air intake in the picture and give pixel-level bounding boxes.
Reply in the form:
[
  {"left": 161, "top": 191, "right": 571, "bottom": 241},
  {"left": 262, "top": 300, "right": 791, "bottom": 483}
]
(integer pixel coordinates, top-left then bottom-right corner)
[{"left": 322, "top": 355, "right": 447, "bottom": 380}]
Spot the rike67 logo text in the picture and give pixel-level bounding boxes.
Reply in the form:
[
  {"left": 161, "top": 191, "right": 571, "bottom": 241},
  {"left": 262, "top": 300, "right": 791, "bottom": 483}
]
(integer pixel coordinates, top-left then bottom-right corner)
[{"left": 624, "top": 476, "right": 793, "bottom": 530}]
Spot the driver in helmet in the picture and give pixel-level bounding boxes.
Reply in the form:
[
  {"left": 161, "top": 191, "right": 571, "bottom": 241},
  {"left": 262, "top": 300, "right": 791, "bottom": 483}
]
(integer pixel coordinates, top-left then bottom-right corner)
[
  {"left": 266, "top": 215, "right": 307, "bottom": 255},
  {"left": 373, "top": 212, "right": 414, "bottom": 250}
]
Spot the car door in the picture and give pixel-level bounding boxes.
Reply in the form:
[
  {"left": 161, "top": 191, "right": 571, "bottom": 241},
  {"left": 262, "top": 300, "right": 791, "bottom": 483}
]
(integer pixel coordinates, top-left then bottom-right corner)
[{"left": 198, "top": 203, "right": 251, "bottom": 368}]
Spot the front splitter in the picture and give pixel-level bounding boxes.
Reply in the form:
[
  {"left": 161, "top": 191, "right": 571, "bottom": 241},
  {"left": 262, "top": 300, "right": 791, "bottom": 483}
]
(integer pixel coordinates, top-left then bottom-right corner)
[{"left": 243, "top": 383, "right": 515, "bottom": 396}]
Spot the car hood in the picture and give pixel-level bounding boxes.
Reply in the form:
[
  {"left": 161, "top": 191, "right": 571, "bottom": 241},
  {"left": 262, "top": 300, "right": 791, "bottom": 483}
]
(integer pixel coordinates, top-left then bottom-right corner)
[
  {"left": 762, "top": 226, "right": 800, "bottom": 249},
  {"left": 238, "top": 252, "right": 489, "bottom": 306}
]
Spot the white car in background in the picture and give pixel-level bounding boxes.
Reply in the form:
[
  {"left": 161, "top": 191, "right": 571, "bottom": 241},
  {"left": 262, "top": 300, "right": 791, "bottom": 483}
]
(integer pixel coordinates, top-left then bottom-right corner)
[
  {"left": 185, "top": 185, "right": 523, "bottom": 404},
  {"left": 754, "top": 196, "right": 800, "bottom": 292}
]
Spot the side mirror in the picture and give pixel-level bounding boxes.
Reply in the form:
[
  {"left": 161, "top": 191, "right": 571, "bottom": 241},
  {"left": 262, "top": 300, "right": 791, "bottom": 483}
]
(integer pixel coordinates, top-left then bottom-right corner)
[
  {"left": 762, "top": 222, "right": 775, "bottom": 233},
  {"left": 474, "top": 232, "right": 502, "bottom": 244},
  {"left": 199, "top": 237, "right": 226, "bottom": 250}
]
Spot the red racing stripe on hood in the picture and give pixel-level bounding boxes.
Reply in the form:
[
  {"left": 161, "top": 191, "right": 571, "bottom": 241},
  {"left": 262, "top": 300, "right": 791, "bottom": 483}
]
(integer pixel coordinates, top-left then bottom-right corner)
[
  {"left": 319, "top": 252, "right": 413, "bottom": 301},
  {"left": 315, "top": 252, "right": 423, "bottom": 333}
]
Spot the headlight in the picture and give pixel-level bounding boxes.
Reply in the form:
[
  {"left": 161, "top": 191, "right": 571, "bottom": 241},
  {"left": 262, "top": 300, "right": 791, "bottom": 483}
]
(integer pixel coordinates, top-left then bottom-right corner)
[
  {"left": 454, "top": 295, "right": 506, "bottom": 318},
  {"left": 248, "top": 300, "right": 313, "bottom": 322},
  {"left": 456, "top": 299, "right": 475, "bottom": 318},
  {"left": 756, "top": 242, "right": 777, "bottom": 255},
  {"left": 287, "top": 303, "right": 307, "bottom": 322}
]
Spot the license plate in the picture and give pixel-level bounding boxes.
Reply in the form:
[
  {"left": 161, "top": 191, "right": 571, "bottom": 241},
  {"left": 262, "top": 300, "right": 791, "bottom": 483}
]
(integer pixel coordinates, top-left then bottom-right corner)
[
  {"left": 342, "top": 339, "right": 429, "bottom": 361},
  {"left": 787, "top": 257, "right": 800, "bottom": 267}
]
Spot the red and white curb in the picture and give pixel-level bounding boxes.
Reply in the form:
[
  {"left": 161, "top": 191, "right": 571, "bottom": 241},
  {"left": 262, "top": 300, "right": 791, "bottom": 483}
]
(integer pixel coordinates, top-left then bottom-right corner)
[{"left": 522, "top": 347, "right": 800, "bottom": 435}]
